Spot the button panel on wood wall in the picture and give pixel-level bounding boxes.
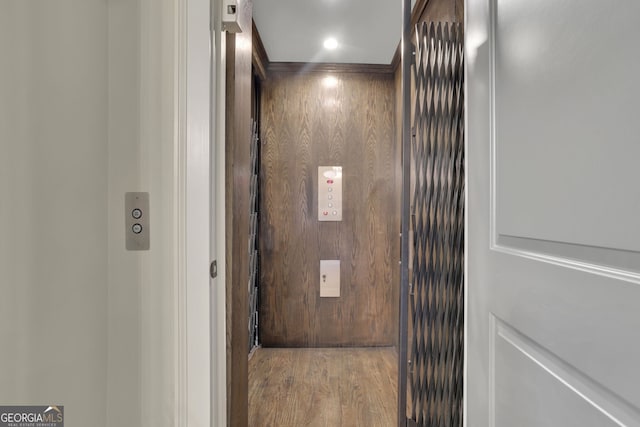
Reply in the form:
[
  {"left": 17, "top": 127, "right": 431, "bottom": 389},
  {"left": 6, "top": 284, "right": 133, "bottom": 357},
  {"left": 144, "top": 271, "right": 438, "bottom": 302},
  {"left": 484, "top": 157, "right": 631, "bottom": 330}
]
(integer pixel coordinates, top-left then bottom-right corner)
[{"left": 318, "top": 166, "right": 342, "bottom": 221}]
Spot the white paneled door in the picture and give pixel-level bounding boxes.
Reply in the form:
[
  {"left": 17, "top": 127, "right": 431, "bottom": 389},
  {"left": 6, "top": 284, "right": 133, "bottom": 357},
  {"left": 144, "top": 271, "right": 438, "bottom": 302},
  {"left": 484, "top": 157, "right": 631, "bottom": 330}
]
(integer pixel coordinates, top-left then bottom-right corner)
[{"left": 466, "top": 0, "right": 640, "bottom": 426}]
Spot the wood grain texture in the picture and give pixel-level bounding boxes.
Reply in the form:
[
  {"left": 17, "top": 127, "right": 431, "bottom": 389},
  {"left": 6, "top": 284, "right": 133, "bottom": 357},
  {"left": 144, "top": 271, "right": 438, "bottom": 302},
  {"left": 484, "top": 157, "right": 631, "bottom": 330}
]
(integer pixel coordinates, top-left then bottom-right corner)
[
  {"left": 226, "top": 0, "right": 252, "bottom": 425},
  {"left": 259, "top": 72, "right": 400, "bottom": 347},
  {"left": 417, "top": 0, "right": 463, "bottom": 25},
  {"left": 248, "top": 347, "right": 397, "bottom": 427}
]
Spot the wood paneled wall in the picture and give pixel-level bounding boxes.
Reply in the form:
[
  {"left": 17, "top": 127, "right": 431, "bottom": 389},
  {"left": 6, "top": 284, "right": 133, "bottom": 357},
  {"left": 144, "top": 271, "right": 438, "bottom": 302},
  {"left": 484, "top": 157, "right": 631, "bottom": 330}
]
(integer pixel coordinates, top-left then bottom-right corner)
[{"left": 259, "top": 71, "right": 400, "bottom": 347}]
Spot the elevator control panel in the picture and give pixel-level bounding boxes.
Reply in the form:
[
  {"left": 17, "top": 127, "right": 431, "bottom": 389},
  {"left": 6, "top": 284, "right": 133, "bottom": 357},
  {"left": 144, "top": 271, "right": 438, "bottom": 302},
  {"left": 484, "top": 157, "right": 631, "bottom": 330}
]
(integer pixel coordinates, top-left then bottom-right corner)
[
  {"left": 318, "top": 166, "right": 342, "bottom": 221},
  {"left": 125, "top": 192, "right": 150, "bottom": 251}
]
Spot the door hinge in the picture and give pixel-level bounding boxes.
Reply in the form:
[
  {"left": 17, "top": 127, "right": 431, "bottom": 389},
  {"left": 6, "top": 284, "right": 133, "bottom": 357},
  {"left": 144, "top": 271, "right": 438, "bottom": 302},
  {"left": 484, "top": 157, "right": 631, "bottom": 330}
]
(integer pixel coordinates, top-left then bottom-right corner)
[{"left": 210, "top": 260, "right": 218, "bottom": 279}]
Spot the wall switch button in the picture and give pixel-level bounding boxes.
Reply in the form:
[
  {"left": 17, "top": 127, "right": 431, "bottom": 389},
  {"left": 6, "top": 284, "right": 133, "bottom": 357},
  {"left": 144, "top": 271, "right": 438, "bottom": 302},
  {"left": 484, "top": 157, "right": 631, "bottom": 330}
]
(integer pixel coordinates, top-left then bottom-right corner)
[{"left": 125, "top": 192, "right": 150, "bottom": 250}]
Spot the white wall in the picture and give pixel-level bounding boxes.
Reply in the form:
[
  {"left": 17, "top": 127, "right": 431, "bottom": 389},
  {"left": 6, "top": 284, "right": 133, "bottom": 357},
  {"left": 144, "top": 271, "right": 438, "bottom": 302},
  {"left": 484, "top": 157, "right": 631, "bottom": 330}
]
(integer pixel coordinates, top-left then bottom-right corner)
[
  {"left": 0, "top": 1, "right": 177, "bottom": 426},
  {"left": 107, "top": 0, "right": 177, "bottom": 425},
  {"left": 0, "top": 1, "right": 109, "bottom": 425}
]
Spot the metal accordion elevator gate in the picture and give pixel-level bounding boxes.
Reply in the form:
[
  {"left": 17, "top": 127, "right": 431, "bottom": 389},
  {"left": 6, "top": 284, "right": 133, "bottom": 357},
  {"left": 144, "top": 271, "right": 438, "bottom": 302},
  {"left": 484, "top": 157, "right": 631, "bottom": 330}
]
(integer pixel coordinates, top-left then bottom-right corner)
[{"left": 400, "top": 20, "right": 465, "bottom": 427}]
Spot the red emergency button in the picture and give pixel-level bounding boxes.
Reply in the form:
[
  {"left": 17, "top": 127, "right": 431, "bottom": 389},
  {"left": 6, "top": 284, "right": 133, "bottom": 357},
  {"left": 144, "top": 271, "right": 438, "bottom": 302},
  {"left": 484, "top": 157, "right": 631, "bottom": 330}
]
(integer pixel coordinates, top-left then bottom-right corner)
[
  {"left": 326, "top": 179, "right": 334, "bottom": 184},
  {"left": 323, "top": 211, "right": 328, "bottom": 216}
]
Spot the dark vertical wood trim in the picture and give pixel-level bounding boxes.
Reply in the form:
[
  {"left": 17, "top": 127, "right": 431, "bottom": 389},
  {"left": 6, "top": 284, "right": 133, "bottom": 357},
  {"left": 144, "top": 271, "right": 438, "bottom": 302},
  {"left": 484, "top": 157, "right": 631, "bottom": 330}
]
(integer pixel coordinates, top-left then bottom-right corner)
[
  {"left": 252, "top": 20, "right": 269, "bottom": 81},
  {"left": 398, "top": 0, "right": 412, "bottom": 423},
  {"left": 226, "top": 0, "right": 252, "bottom": 425},
  {"left": 267, "top": 62, "right": 394, "bottom": 75},
  {"left": 394, "top": 58, "right": 403, "bottom": 350},
  {"left": 391, "top": 43, "right": 402, "bottom": 74},
  {"left": 224, "top": 40, "right": 234, "bottom": 427}
]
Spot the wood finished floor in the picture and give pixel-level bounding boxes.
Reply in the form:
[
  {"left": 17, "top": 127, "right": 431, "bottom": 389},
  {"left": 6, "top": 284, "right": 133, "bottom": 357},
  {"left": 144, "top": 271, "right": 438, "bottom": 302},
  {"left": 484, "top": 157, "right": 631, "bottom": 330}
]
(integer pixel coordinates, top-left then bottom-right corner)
[{"left": 248, "top": 347, "right": 397, "bottom": 427}]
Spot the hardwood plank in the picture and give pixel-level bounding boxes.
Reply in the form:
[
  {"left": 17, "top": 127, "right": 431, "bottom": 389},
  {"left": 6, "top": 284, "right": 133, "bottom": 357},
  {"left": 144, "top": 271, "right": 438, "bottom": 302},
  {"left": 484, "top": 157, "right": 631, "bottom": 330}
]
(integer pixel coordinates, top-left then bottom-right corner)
[{"left": 248, "top": 347, "right": 397, "bottom": 427}]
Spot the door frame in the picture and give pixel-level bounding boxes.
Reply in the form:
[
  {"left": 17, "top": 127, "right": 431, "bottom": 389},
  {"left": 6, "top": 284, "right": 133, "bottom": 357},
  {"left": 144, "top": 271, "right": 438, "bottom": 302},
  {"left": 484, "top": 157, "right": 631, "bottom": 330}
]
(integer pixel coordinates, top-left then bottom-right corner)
[{"left": 175, "top": 0, "right": 226, "bottom": 425}]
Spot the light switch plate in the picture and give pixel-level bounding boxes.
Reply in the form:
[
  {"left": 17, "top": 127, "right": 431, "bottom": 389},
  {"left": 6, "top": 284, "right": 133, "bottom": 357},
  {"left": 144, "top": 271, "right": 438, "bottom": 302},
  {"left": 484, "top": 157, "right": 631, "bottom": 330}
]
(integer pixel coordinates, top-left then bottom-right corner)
[
  {"left": 320, "top": 259, "right": 340, "bottom": 297},
  {"left": 318, "top": 166, "right": 342, "bottom": 221},
  {"left": 125, "top": 192, "right": 149, "bottom": 251}
]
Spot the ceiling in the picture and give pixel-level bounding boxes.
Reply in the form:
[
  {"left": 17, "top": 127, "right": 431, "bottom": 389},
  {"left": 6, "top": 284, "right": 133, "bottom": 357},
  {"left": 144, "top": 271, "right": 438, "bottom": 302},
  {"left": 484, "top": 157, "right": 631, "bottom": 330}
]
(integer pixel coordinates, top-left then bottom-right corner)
[{"left": 253, "top": 0, "right": 409, "bottom": 65}]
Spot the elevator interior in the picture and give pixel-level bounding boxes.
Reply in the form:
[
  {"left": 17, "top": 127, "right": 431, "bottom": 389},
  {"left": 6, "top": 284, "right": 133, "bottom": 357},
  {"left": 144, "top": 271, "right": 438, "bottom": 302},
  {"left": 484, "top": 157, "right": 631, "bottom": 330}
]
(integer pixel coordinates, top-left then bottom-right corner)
[
  {"left": 242, "top": 1, "right": 462, "bottom": 425},
  {"left": 247, "top": 0, "right": 404, "bottom": 424}
]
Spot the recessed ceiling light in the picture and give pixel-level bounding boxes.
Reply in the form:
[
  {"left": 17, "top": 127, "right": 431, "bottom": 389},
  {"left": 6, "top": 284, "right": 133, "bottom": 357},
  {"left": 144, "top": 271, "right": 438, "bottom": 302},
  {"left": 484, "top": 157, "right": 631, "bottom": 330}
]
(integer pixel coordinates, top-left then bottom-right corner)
[
  {"left": 323, "top": 37, "right": 339, "bottom": 50},
  {"left": 323, "top": 76, "right": 338, "bottom": 88}
]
